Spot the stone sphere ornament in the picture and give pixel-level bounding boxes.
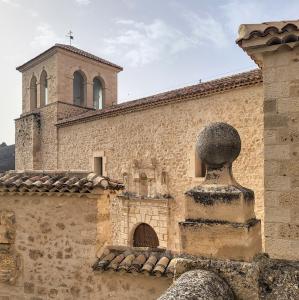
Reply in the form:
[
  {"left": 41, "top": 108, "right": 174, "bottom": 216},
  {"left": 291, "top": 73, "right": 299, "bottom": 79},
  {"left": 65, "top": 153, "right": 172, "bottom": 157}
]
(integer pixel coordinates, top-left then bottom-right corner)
[{"left": 196, "top": 122, "right": 241, "bottom": 167}]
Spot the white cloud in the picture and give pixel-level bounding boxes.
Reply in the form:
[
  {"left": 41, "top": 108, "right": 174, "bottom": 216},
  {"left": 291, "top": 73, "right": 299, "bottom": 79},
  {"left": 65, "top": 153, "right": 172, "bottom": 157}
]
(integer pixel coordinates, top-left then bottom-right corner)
[
  {"left": 0, "top": 0, "right": 20, "bottom": 7},
  {"left": 104, "top": 19, "right": 194, "bottom": 67},
  {"left": 75, "top": 0, "right": 90, "bottom": 5},
  {"left": 103, "top": 14, "right": 229, "bottom": 68},
  {"left": 221, "top": 0, "right": 266, "bottom": 34},
  {"left": 27, "top": 9, "right": 39, "bottom": 18},
  {"left": 30, "top": 23, "right": 61, "bottom": 50},
  {"left": 183, "top": 12, "right": 229, "bottom": 48}
]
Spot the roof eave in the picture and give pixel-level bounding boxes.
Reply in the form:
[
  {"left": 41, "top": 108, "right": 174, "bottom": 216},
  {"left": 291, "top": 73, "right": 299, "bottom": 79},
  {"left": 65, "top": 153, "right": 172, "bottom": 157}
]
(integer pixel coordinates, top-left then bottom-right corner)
[{"left": 16, "top": 46, "right": 58, "bottom": 72}]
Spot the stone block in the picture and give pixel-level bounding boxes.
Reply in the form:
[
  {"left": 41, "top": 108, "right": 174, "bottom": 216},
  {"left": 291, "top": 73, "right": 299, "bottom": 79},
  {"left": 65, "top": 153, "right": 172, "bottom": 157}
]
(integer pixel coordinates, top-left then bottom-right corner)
[
  {"left": 278, "top": 223, "right": 299, "bottom": 239},
  {"left": 279, "top": 191, "right": 299, "bottom": 208},
  {"left": 184, "top": 186, "right": 255, "bottom": 223},
  {"left": 263, "top": 99, "right": 277, "bottom": 113},
  {"left": 265, "top": 238, "right": 299, "bottom": 260},
  {"left": 277, "top": 97, "right": 299, "bottom": 113},
  {"left": 265, "top": 207, "right": 290, "bottom": 223},
  {"left": 265, "top": 175, "right": 291, "bottom": 191},
  {"left": 264, "top": 114, "right": 288, "bottom": 128},
  {"left": 179, "top": 219, "right": 262, "bottom": 262},
  {"left": 265, "top": 144, "right": 290, "bottom": 160},
  {"left": 264, "top": 129, "right": 278, "bottom": 145}
]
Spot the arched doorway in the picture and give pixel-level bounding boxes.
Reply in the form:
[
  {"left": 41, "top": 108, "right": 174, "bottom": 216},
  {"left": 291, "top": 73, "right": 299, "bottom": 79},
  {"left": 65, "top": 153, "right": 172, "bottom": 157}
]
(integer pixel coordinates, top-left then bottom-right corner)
[{"left": 133, "top": 223, "right": 159, "bottom": 248}]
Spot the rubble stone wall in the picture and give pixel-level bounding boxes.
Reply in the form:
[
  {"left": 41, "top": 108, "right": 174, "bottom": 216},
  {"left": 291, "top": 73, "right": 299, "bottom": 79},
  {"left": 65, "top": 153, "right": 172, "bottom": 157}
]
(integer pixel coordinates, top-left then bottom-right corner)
[
  {"left": 0, "top": 193, "right": 98, "bottom": 299},
  {"left": 57, "top": 84, "right": 264, "bottom": 252},
  {"left": 0, "top": 193, "right": 173, "bottom": 300}
]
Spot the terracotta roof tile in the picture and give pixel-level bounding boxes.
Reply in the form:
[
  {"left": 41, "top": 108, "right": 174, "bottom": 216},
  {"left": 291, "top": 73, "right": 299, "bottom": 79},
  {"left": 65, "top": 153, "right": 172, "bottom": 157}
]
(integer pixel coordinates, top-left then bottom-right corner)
[
  {"left": 93, "top": 246, "right": 174, "bottom": 277},
  {"left": 0, "top": 171, "right": 124, "bottom": 194},
  {"left": 237, "top": 20, "right": 299, "bottom": 43},
  {"left": 16, "top": 44, "right": 123, "bottom": 72},
  {"left": 57, "top": 69, "right": 262, "bottom": 127}
]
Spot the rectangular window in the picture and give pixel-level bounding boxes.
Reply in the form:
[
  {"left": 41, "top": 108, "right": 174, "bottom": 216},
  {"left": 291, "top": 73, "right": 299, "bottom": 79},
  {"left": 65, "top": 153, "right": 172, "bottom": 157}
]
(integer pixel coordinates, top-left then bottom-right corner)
[{"left": 94, "top": 157, "right": 103, "bottom": 176}]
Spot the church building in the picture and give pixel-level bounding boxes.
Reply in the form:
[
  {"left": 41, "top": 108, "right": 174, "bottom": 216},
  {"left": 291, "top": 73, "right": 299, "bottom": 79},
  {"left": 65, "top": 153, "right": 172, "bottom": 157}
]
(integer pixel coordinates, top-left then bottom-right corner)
[{"left": 0, "top": 19, "right": 298, "bottom": 299}]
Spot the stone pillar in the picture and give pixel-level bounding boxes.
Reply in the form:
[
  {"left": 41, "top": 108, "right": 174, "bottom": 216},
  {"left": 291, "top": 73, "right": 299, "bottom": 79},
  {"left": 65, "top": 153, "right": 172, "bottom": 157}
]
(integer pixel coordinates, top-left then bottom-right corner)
[
  {"left": 237, "top": 21, "right": 299, "bottom": 260},
  {"left": 179, "top": 123, "right": 262, "bottom": 261}
]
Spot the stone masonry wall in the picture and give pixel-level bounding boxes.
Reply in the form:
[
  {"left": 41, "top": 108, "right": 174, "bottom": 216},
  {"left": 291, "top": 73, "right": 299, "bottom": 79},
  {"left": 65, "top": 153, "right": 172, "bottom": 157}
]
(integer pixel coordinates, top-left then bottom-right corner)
[
  {"left": 111, "top": 196, "right": 169, "bottom": 248},
  {"left": 15, "top": 113, "right": 41, "bottom": 170},
  {"left": 0, "top": 193, "right": 98, "bottom": 299},
  {"left": 21, "top": 54, "right": 57, "bottom": 113},
  {"left": 263, "top": 47, "right": 299, "bottom": 260},
  {"left": 57, "top": 84, "right": 264, "bottom": 252},
  {"left": 56, "top": 49, "right": 119, "bottom": 108},
  {"left": 0, "top": 193, "right": 172, "bottom": 300},
  {"left": 15, "top": 102, "right": 90, "bottom": 171}
]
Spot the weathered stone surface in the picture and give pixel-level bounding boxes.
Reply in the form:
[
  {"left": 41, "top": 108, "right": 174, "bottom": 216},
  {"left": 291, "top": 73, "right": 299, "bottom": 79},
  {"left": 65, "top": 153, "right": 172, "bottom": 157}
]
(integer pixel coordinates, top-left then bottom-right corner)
[
  {"left": 196, "top": 122, "right": 241, "bottom": 167},
  {"left": 158, "top": 270, "right": 234, "bottom": 300}
]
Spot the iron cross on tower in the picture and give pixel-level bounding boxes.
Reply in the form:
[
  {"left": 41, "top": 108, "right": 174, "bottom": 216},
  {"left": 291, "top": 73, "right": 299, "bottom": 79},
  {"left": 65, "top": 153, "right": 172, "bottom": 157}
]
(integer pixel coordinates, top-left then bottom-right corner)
[{"left": 66, "top": 30, "right": 74, "bottom": 45}]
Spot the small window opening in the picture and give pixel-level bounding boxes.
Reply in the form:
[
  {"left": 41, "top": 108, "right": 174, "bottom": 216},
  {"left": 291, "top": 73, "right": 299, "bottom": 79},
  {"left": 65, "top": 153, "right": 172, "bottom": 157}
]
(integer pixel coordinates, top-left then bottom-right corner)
[
  {"left": 195, "top": 152, "right": 206, "bottom": 178},
  {"left": 94, "top": 157, "right": 103, "bottom": 176},
  {"left": 133, "top": 223, "right": 159, "bottom": 248}
]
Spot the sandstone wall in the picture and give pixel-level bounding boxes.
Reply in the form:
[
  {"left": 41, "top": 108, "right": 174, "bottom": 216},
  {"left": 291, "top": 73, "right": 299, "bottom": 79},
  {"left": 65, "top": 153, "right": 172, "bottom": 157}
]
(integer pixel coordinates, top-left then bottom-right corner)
[
  {"left": 263, "top": 47, "right": 299, "bottom": 260},
  {"left": 111, "top": 196, "right": 169, "bottom": 248},
  {"left": 21, "top": 54, "right": 58, "bottom": 113},
  {"left": 15, "top": 113, "right": 41, "bottom": 170},
  {"left": 56, "top": 49, "right": 119, "bottom": 108},
  {"left": 15, "top": 102, "right": 90, "bottom": 171},
  {"left": 57, "top": 84, "right": 264, "bottom": 251},
  {"left": 0, "top": 193, "right": 172, "bottom": 299},
  {"left": 0, "top": 194, "right": 98, "bottom": 299}
]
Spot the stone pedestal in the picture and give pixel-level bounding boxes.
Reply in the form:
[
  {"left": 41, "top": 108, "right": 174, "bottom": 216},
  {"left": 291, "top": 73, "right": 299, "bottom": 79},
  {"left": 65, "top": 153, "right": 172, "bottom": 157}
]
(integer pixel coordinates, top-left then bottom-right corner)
[{"left": 179, "top": 123, "right": 262, "bottom": 261}]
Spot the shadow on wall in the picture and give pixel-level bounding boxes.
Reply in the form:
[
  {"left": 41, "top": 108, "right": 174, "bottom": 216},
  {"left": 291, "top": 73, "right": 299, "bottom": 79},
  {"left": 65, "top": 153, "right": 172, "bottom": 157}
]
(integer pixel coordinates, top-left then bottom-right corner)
[{"left": 0, "top": 143, "right": 15, "bottom": 172}]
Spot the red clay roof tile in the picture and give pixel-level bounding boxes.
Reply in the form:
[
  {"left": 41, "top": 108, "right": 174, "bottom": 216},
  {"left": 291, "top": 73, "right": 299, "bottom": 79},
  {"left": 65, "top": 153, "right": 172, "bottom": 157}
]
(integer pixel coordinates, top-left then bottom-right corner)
[{"left": 57, "top": 69, "right": 262, "bottom": 127}]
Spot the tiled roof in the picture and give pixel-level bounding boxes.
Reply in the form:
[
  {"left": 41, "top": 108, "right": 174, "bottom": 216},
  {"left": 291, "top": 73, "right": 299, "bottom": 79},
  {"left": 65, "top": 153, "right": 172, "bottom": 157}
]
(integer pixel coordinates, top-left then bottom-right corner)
[
  {"left": 93, "top": 246, "right": 175, "bottom": 277},
  {"left": 57, "top": 69, "right": 262, "bottom": 127},
  {"left": 16, "top": 44, "right": 123, "bottom": 72},
  {"left": 0, "top": 171, "right": 124, "bottom": 194},
  {"left": 237, "top": 20, "right": 299, "bottom": 43}
]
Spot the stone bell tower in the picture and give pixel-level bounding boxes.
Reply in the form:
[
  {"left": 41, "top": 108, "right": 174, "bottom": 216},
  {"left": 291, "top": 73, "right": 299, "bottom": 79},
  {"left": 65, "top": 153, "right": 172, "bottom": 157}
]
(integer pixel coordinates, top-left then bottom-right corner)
[
  {"left": 15, "top": 44, "right": 122, "bottom": 171},
  {"left": 179, "top": 123, "right": 262, "bottom": 261}
]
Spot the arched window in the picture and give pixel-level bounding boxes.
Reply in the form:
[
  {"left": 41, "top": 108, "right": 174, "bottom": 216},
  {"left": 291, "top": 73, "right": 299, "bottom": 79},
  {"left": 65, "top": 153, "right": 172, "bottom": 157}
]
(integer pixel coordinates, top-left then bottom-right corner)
[
  {"left": 93, "top": 77, "right": 104, "bottom": 109},
  {"left": 73, "top": 71, "right": 86, "bottom": 106},
  {"left": 30, "top": 75, "right": 37, "bottom": 110},
  {"left": 40, "top": 70, "right": 48, "bottom": 107},
  {"left": 133, "top": 223, "right": 159, "bottom": 248},
  {"left": 140, "top": 173, "right": 148, "bottom": 197}
]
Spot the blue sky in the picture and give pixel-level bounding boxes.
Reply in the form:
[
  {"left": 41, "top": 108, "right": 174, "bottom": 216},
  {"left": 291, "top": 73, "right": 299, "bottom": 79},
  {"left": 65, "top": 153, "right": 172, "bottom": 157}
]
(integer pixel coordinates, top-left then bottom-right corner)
[{"left": 1, "top": 0, "right": 299, "bottom": 144}]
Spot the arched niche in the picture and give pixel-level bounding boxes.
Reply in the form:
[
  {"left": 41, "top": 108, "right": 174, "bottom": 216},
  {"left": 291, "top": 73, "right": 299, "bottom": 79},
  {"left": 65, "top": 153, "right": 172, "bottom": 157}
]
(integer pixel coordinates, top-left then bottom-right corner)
[
  {"left": 30, "top": 75, "right": 37, "bottom": 110},
  {"left": 40, "top": 70, "right": 48, "bottom": 107},
  {"left": 73, "top": 70, "right": 86, "bottom": 106}
]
